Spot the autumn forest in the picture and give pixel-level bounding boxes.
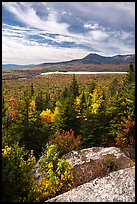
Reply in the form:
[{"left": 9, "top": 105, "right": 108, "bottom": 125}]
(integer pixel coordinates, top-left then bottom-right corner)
[{"left": 2, "top": 63, "right": 135, "bottom": 202}]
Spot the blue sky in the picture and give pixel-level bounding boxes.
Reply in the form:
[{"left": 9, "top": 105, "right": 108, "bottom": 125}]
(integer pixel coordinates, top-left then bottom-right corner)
[{"left": 2, "top": 2, "right": 135, "bottom": 65}]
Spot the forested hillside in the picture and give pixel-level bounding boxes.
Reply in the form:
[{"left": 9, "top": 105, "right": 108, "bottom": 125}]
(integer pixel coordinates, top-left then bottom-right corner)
[{"left": 2, "top": 63, "right": 135, "bottom": 202}]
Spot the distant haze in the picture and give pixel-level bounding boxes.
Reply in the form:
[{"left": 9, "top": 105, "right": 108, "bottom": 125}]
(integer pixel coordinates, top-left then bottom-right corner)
[{"left": 2, "top": 64, "right": 35, "bottom": 69}]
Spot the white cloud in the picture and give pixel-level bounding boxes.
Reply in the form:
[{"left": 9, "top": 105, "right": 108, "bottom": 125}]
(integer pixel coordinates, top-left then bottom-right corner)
[
  {"left": 120, "top": 31, "right": 134, "bottom": 40},
  {"left": 3, "top": 2, "right": 70, "bottom": 35},
  {"left": 89, "top": 30, "right": 109, "bottom": 41},
  {"left": 84, "top": 23, "right": 99, "bottom": 30},
  {"left": 55, "top": 35, "right": 78, "bottom": 43},
  {"left": 2, "top": 34, "right": 90, "bottom": 64},
  {"left": 2, "top": 23, "right": 135, "bottom": 64},
  {"left": 57, "top": 2, "right": 135, "bottom": 31}
]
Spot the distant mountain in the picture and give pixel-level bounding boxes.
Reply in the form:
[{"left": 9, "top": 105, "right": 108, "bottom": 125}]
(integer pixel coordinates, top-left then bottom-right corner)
[
  {"left": 39, "top": 53, "right": 135, "bottom": 67},
  {"left": 3, "top": 54, "right": 135, "bottom": 70},
  {"left": 2, "top": 64, "right": 35, "bottom": 69},
  {"left": 79, "top": 53, "right": 135, "bottom": 64}
]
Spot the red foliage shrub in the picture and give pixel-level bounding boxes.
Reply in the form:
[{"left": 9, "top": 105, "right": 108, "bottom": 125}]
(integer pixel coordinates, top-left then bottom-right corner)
[
  {"left": 115, "top": 114, "right": 135, "bottom": 148},
  {"left": 48, "top": 129, "right": 81, "bottom": 156},
  {"left": 10, "top": 96, "right": 17, "bottom": 107}
]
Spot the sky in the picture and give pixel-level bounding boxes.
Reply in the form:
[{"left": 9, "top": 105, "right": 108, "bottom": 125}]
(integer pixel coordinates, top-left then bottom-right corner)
[{"left": 2, "top": 2, "right": 135, "bottom": 65}]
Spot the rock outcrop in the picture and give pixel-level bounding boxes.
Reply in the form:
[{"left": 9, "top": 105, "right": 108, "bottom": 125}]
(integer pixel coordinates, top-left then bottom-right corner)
[
  {"left": 32, "top": 147, "right": 135, "bottom": 202},
  {"left": 46, "top": 167, "right": 135, "bottom": 202},
  {"left": 62, "top": 147, "right": 134, "bottom": 187}
]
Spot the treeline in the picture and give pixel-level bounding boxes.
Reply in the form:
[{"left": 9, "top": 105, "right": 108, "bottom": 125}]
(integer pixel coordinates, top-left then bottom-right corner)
[{"left": 2, "top": 63, "right": 135, "bottom": 202}]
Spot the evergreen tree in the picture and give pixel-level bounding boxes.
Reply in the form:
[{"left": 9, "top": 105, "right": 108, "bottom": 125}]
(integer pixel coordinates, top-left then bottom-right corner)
[
  {"left": 80, "top": 86, "right": 109, "bottom": 148},
  {"left": 35, "top": 90, "right": 44, "bottom": 112},
  {"left": 2, "top": 97, "right": 5, "bottom": 116},
  {"left": 105, "top": 63, "right": 135, "bottom": 146},
  {"left": 88, "top": 80, "right": 96, "bottom": 94},
  {"left": 126, "top": 62, "right": 135, "bottom": 83},
  {"left": 60, "top": 86, "right": 68, "bottom": 101},
  {"left": 80, "top": 110, "right": 110, "bottom": 148},
  {"left": 109, "top": 78, "right": 119, "bottom": 97},
  {"left": 30, "top": 83, "right": 34, "bottom": 97},
  {"left": 68, "top": 74, "right": 79, "bottom": 100},
  {"left": 122, "top": 62, "right": 135, "bottom": 92},
  {"left": 2, "top": 143, "right": 37, "bottom": 202},
  {"left": 45, "top": 92, "right": 51, "bottom": 109},
  {"left": 53, "top": 97, "right": 80, "bottom": 135}
]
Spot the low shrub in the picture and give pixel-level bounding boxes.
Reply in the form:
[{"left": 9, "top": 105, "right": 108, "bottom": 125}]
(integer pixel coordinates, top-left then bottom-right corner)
[
  {"left": 48, "top": 129, "right": 81, "bottom": 156},
  {"left": 115, "top": 115, "right": 135, "bottom": 148},
  {"left": 102, "top": 156, "right": 118, "bottom": 173},
  {"left": 36, "top": 144, "right": 74, "bottom": 202}
]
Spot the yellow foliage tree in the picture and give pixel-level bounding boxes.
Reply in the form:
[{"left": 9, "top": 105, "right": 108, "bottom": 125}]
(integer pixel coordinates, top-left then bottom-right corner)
[
  {"left": 90, "top": 86, "right": 104, "bottom": 114},
  {"left": 40, "top": 107, "right": 60, "bottom": 123}
]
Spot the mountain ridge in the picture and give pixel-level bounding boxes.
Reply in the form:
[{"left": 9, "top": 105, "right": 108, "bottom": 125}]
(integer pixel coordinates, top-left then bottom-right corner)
[
  {"left": 2, "top": 64, "right": 35, "bottom": 69},
  {"left": 3, "top": 53, "right": 135, "bottom": 70},
  {"left": 38, "top": 53, "right": 135, "bottom": 67}
]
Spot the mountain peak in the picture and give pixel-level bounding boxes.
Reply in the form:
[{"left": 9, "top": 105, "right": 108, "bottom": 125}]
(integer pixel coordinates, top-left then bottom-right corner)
[{"left": 80, "top": 53, "right": 135, "bottom": 64}]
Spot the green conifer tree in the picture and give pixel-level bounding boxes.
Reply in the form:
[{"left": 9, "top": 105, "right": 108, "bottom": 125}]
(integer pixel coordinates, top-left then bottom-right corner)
[{"left": 68, "top": 74, "right": 79, "bottom": 100}]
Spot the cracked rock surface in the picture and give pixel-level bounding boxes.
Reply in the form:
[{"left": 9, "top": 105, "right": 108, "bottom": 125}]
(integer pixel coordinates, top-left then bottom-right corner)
[
  {"left": 46, "top": 166, "right": 135, "bottom": 202},
  {"left": 62, "top": 147, "right": 134, "bottom": 187}
]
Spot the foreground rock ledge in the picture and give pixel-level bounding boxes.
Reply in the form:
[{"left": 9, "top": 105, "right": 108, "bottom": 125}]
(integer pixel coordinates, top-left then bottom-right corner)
[
  {"left": 46, "top": 167, "right": 135, "bottom": 202},
  {"left": 33, "top": 147, "right": 134, "bottom": 186},
  {"left": 62, "top": 147, "right": 134, "bottom": 187}
]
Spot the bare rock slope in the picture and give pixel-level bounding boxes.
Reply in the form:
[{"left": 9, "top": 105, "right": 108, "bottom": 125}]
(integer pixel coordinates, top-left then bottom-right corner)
[
  {"left": 62, "top": 147, "right": 134, "bottom": 187},
  {"left": 46, "top": 166, "right": 135, "bottom": 202},
  {"left": 45, "top": 147, "right": 135, "bottom": 202}
]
